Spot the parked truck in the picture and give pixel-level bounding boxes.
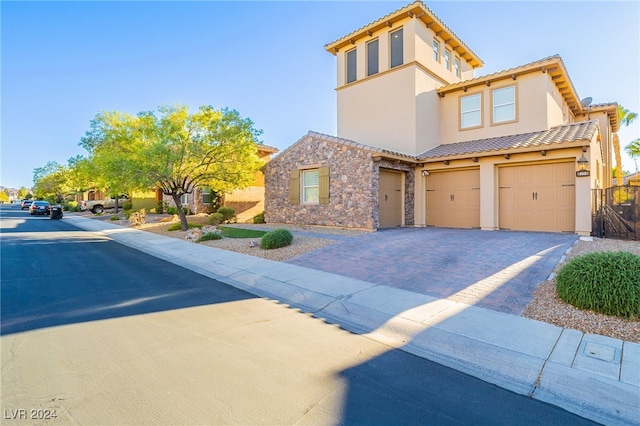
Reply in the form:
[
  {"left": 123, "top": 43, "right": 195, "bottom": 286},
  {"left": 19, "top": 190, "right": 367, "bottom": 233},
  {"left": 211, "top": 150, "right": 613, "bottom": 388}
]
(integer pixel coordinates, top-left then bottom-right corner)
[{"left": 80, "top": 195, "right": 129, "bottom": 214}]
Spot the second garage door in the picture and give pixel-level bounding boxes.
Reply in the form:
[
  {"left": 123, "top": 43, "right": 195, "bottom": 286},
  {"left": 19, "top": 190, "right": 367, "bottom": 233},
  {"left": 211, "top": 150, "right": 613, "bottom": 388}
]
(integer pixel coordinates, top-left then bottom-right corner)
[
  {"left": 499, "top": 162, "right": 575, "bottom": 232},
  {"left": 425, "top": 168, "right": 480, "bottom": 228}
]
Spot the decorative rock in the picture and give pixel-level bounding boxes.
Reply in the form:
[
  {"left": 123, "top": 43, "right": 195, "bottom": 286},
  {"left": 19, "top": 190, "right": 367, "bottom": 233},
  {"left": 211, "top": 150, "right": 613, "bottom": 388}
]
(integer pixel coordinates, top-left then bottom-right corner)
[{"left": 184, "top": 227, "right": 204, "bottom": 242}]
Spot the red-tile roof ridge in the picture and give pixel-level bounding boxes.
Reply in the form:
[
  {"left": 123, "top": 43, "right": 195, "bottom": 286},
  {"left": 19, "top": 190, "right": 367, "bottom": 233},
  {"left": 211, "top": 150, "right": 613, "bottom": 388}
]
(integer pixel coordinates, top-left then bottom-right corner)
[{"left": 417, "top": 121, "right": 599, "bottom": 160}]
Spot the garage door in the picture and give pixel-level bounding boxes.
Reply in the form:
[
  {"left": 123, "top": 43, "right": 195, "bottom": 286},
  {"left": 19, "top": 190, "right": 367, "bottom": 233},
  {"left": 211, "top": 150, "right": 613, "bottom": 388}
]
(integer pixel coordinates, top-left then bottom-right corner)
[
  {"left": 499, "top": 162, "right": 575, "bottom": 232},
  {"left": 378, "top": 170, "right": 403, "bottom": 228},
  {"left": 425, "top": 169, "right": 480, "bottom": 228}
]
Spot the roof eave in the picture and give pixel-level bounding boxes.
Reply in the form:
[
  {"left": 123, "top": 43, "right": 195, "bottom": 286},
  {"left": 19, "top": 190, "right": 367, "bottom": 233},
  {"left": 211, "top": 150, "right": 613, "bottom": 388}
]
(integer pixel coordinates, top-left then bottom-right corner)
[{"left": 324, "top": 1, "right": 483, "bottom": 68}]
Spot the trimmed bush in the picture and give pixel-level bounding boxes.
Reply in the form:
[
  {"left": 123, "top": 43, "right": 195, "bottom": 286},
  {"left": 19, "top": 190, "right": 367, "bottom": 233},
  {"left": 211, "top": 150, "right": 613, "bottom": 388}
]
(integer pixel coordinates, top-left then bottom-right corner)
[
  {"left": 197, "top": 232, "right": 223, "bottom": 242},
  {"left": 217, "top": 206, "right": 236, "bottom": 223},
  {"left": 253, "top": 212, "right": 265, "bottom": 224},
  {"left": 121, "top": 201, "right": 133, "bottom": 211},
  {"left": 168, "top": 222, "right": 202, "bottom": 231},
  {"left": 110, "top": 215, "right": 120, "bottom": 221},
  {"left": 556, "top": 251, "right": 640, "bottom": 319},
  {"left": 208, "top": 213, "right": 224, "bottom": 226},
  {"left": 260, "top": 228, "right": 293, "bottom": 250},
  {"left": 166, "top": 206, "right": 178, "bottom": 215}
]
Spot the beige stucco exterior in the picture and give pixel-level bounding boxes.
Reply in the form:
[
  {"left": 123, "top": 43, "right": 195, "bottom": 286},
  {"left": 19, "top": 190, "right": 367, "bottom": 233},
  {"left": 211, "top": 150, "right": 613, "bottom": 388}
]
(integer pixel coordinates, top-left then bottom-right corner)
[{"left": 265, "top": 1, "right": 621, "bottom": 236}]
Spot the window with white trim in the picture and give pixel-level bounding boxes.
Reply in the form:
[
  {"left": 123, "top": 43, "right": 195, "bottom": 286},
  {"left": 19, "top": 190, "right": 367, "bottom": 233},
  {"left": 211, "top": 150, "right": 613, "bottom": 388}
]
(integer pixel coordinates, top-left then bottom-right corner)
[
  {"left": 461, "top": 93, "right": 482, "bottom": 129},
  {"left": 454, "top": 57, "right": 461, "bottom": 77},
  {"left": 180, "top": 193, "right": 189, "bottom": 205},
  {"left": 444, "top": 49, "right": 451, "bottom": 70},
  {"left": 367, "top": 39, "right": 379, "bottom": 76},
  {"left": 390, "top": 28, "right": 403, "bottom": 68},
  {"left": 432, "top": 39, "right": 440, "bottom": 62},
  {"left": 302, "top": 169, "right": 319, "bottom": 204},
  {"left": 492, "top": 86, "right": 516, "bottom": 124},
  {"left": 346, "top": 48, "right": 357, "bottom": 83}
]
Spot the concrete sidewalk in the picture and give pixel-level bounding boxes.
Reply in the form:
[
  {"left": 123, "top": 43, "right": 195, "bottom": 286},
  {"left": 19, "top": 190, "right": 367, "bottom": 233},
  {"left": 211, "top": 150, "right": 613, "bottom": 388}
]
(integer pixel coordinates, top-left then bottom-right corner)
[{"left": 66, "top": 216, "right": 639, "bottom": 425}]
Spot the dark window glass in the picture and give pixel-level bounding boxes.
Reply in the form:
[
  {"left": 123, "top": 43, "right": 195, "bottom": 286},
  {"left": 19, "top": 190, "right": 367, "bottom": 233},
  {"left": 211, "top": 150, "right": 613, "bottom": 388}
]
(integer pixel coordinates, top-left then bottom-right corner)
[
  {"left": 390, "top": 28, "right": 403, "bottom": 68},
  {"left": 367, "top": 39, "right": 379, "bottom": 76},
  {"left": 346, "top": 48, "right": 357, "bottom": 83}
]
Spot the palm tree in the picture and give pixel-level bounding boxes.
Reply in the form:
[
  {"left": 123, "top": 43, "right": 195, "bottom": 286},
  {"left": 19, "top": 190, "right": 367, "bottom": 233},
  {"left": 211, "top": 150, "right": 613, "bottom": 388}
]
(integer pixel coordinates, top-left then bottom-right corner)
[
  {"left": 626, "top": 138, "right": 640, "bottom": 172},
  {"left": 613, "top": 105, "right": 638, "bottom": 185}
]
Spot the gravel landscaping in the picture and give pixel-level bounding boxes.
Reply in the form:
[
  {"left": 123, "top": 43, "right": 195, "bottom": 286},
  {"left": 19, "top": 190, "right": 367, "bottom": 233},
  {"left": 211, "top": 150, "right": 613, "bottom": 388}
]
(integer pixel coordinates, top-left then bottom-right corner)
[{"left": 74, "top": 211, "right": 639, "bottom": 342}]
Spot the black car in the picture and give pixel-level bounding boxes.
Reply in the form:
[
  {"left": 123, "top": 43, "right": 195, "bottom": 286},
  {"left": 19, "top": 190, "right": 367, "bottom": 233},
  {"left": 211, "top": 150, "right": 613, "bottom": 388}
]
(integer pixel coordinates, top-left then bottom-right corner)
[
  {"left": 21, "top": 200, "right": 33, "bottom": 210},
  {"left": 29, "top": 201, "right": 51, "bottom": 215}
]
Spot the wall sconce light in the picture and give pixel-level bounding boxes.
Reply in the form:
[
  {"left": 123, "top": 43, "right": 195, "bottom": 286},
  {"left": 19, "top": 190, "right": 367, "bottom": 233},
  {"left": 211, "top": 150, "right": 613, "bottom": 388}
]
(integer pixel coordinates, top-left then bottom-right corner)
[
  {"left": 540, "top": 150, "right": 547, "bottom": 156},
  {"left": 421, "top": 170, "right": 430, "bottom": 176},
  {"left": 504, "top": 154, "right": 510, "bottom": 159},
  {"left": 443, "top": 160, "right": 450, "bottom": 165},
  {"left": 472, "top": 157, "right": 478, "bottom": 162},
  {"left": 576, "top": 154, "right": 590, "bottom": 177}
]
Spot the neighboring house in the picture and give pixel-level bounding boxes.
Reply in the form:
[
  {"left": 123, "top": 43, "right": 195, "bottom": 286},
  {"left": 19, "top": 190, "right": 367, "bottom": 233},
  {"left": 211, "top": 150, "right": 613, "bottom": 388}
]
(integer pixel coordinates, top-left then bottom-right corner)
[
  {"left": 613, "top": 172, "right": 640, "bottom": 186},
  {"left": 164, "top": 144, "right": 278, "bottom": 222},
  {"left": 264, "top": 1, "right": 619, "bottom": 235}
]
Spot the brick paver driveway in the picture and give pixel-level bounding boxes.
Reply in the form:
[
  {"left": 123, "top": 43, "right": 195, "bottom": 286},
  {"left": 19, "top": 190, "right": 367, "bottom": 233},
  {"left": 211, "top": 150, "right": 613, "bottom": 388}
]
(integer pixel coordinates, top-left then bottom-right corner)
[{"left": 287, "top": 228, "right": 577, "bottom": 315}]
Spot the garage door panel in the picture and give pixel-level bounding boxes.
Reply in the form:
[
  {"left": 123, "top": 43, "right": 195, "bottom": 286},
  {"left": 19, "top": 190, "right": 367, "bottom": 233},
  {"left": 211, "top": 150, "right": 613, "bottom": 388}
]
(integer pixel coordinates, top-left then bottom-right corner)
[
  {"left": 499, "top": 162, "right": 575, "bottom": 232},
  {"left": 426, "top": 169, "right": 480, "bottom": 228}
]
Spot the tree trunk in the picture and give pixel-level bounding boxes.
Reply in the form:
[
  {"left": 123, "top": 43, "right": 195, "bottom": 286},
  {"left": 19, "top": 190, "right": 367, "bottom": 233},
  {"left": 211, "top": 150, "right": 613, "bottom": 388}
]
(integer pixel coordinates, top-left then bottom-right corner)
[
  {"left": 171, "top": 193, "right": 189, "bottom": 231},
  {"left": 613, "top": 132, "right": 623, "bottom": 186}
]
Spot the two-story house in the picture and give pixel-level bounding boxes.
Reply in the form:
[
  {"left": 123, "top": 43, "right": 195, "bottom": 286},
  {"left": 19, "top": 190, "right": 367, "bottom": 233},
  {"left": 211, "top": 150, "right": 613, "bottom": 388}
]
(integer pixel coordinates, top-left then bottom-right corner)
[{"left": 264, "top": 1, "right": 619, "bottom": 235}]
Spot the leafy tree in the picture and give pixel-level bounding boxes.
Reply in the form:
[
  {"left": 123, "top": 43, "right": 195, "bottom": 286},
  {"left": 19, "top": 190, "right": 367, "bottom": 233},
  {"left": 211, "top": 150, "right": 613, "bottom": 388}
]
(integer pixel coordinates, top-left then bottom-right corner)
[
  {"left": 33, "top": 161, "right": 68, "bottom": 202},
  {"left": 613, "top": 105, "right": 638, "bottom": 184},
  {"left": 17, "top": 187, "right": 28, "bottom": 199},
  {"left": 80, "top": 105, "right": 264, "bottom": 230},
  {"left": 0, "top": 190, "right": 9, "bottom": 203}
]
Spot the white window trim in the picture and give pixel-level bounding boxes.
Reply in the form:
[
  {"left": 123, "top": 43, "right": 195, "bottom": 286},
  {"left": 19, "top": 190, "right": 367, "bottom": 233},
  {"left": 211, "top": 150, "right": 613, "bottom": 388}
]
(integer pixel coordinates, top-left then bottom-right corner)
[
  {"left": 454, "top": 57, "right": 461, "bottom": 77},
  {"left": 491, "top": 85, "right": 517, "bottom": 125},
  {"left": 444, "top": 49, "right": 451, "bottom": 70},
  {"left": 180, "top": 193, "right": 189, "bottom": 205},
  {"left": 433, "top": 39, "right": 440, "bottom": 62},
  {"left": 460, "top": 92, "right": 483, "bottom": 130},
  {"left": 301, "top": 169, "right": 320, "bottom": 204}
]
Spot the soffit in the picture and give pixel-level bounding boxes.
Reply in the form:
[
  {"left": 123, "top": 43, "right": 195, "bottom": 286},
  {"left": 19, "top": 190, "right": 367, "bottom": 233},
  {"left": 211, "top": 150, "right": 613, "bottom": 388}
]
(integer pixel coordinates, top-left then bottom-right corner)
[
  {"left": 324, "top": 1, "right": 483, "bottom": 68},
  {"left": 436, "top": 55, "right": 583, "bottom": 116}
]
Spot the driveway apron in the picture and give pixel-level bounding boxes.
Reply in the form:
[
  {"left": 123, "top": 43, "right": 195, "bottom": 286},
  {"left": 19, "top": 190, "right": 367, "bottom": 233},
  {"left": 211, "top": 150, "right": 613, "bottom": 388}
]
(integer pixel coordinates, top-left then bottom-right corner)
[{"left": 286, "top": 228, "right": 577, "bottom": 315}]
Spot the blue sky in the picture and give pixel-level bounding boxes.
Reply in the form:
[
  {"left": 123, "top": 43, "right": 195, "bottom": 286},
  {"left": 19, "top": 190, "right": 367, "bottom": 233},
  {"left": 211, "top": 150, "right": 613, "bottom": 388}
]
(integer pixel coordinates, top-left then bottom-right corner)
[{"left": 2, "top": 1, "right": 639, "bottom": 189}]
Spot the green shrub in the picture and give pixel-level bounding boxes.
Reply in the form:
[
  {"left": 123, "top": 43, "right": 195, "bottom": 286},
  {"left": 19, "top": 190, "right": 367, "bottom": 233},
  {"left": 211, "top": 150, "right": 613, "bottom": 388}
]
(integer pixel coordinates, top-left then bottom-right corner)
[
  {"left": 121, "top": 201, "right": 133, "bottom": 211},
  {"left": 168, "top": 222, "right": 202, "bottom": 231},
  {"left": 217, "top": 206, "right": 236, "bottom": 223},
  {"left": 197, "top": 232, "right": 223, "bottom": 242},
  {"left": 110, "top": 215, "right": 120, "bottom": 221},
  {"left": 260, "top": 228, "right": 293, "bottom": 250},
  {"left": 208, "top": 213, "right": 224, "bottom": 226},
  {"left": 129, "top": 209, "right": 147, "bottom": 226},
  {"left": 253, "top": 212, "right": 265, "bottom": 224},
  {"left": 556, "top": 251, "right": 640, "bottom": 319},
  {"left": 166, "top": 206, "right": 178, "bottom": 215}
]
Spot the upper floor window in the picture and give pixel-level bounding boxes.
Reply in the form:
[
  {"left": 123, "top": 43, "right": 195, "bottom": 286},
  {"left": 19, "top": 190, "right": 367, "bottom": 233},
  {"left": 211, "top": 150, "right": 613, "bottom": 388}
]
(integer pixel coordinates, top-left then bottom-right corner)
[
  {"left": 367, "top": 39, "right": 379, "bottom": 76},
  {"left": 444, "top": 49, "right": 451, "bottom": 70},
  {"left": 461, "top": 93, "right": 482, "bottom": 129},
  {"left": 390, "top": 28, "right": 403, "bottom": 68},
  {"left": 492, "top": 85, "right": 516, "bottom": 124},
  {"left": 454, "top": 57, "right": 461, "bottom": 77},
  {"left": 432, "top": 39, "right": 440, "bottom": 62},
  {"left": 346, "top": 48, "right": 357, "bottom": 84}
]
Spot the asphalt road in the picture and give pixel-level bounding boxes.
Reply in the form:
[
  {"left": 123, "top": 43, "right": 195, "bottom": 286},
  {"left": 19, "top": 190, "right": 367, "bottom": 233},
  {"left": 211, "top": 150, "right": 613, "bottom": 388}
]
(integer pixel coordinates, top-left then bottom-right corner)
[{"left": 0, "top": 204, "right": 596, "bottom": 425}]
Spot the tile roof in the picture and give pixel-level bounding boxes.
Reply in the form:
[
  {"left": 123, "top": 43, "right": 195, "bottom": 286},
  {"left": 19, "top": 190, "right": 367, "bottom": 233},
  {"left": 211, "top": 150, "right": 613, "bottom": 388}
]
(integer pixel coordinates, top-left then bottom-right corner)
[
  {"left": 324, "top": 1, "right": 483, "bottom": 68},
  {"left": 417, "top": 121, "right": 599, "bottom": 160},
  {"left": 436, "top": 55, "right": 583, "bottom": 116},
  {"left": 270, "top": 131, "right": 416, "bottom": 164}
]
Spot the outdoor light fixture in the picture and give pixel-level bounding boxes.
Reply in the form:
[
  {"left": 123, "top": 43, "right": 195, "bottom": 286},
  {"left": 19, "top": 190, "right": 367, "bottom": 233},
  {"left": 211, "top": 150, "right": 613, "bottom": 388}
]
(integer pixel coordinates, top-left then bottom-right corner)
[{"left": 576, "top": 154, "right": 590, "bottom": 177}]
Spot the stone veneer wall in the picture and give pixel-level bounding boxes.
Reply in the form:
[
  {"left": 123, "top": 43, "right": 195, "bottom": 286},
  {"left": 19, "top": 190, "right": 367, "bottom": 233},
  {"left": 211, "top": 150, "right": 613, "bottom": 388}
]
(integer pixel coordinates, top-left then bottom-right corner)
[
  {"left": 374, "top": 160, "right": 415, "bottom": 227},
  {"left": 264, "top": 135, "right": 377, "bottom": 229}
]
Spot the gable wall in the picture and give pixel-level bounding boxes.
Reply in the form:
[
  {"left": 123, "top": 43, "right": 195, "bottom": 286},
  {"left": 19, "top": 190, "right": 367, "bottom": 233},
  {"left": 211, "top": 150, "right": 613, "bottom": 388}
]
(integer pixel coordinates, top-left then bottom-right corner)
[{"left": 264, "top": 135, "right": 378, "bottom": 229}]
